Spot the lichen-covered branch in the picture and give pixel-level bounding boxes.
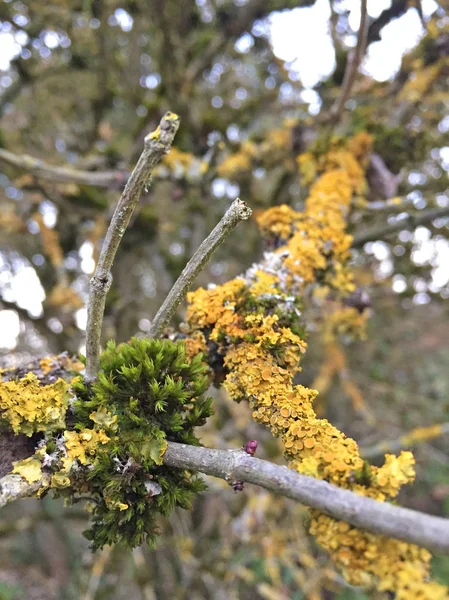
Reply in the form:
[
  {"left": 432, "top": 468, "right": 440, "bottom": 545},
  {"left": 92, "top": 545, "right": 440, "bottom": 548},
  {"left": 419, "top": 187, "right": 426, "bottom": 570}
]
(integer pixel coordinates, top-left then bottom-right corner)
[
  {"left": 149, "top": 198, "right": 252, "bottom": 338},
  {"left": 0, "top": 473, "right": 42, "bottom": 507},
  {"left": 85, "top": 112, "right": 180, "bottom": 381},
  {"left": 3, "top": 440, "right": 449, "bottom": 555},
  {"left": 185, "top": 133, "right": 449, "bottom": 596},
  {"left": 0, "top": 148, "right": 127, "bottom": 189}
]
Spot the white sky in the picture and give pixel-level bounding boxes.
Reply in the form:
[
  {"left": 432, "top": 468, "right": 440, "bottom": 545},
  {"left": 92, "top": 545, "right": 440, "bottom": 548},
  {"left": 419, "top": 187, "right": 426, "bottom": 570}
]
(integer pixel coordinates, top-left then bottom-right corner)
[{"left": 0, "top": 0, "right": 445, "bottom": 350}]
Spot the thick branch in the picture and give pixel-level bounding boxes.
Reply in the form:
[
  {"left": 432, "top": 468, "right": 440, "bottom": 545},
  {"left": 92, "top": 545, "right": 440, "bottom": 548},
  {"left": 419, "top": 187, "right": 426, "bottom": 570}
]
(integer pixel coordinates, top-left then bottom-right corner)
[
  {"left": 352, "top": 206, "right": 449, "bottom": 248},
  {"left": 0, "top": 148, "right": 127, "bottom": 189},
  {"left": 85, "top": 112, "right": 180, "bottom": 381},
  {"left": 149, "top": 198, "right": 252, "bottom": 338},
  {"left": 164, "top": 442, "right": 449, "bottom": 554},
  {"left": 0, "top": 474, "right": 41, "bottom": 507}
]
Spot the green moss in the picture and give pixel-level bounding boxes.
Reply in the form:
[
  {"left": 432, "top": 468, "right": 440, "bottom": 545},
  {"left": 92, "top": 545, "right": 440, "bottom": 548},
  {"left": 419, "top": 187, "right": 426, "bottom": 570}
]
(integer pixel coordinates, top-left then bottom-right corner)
[{"left": 53, "top": 337, "right": 213, "bottom": 550}]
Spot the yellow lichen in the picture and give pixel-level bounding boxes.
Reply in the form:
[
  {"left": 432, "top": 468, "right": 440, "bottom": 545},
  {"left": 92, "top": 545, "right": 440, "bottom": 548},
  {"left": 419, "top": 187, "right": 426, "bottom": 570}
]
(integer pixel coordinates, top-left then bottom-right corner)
[
  {"left": 0, "top": 373, "right": 71, "bottom": 436},
  {"left": 12, "top": 456, "right": 43, "bottom": 483},
  {"left": 186, "top": 132, "right": 447, "bottom": 597},
  {"left": 61, "top": 428, "right": 110, "bottom": 472}
]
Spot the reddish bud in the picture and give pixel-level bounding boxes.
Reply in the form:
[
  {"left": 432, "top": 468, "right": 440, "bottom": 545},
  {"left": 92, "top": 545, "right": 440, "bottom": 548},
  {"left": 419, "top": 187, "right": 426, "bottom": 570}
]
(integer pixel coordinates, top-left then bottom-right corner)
[{"left": 243, "top": 440, "right": 258, "bottom": 456}]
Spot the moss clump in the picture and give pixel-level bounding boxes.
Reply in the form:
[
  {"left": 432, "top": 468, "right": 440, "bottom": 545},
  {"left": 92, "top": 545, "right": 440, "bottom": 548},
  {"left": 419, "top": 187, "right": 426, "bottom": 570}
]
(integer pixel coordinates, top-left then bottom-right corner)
[{"left": 64, "top": 337, "right": 213, "bottom": 550}]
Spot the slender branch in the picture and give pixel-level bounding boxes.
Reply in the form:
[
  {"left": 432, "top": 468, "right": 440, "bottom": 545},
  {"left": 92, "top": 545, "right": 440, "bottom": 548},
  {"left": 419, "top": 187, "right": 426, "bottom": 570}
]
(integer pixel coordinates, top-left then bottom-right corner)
[
  {"left": 163, "top": 442, "right": 449, "bottom": 554},
  {"left": 352, "top": 206, "right": 449, "bottom": 248},
  {"left": 0, "top": 148, "right": 127, "bottom": 189},
  {"left": 148, "top": 198, "right": 252, "bottom": 338},
  {"left": 85, "top": 112, "right": 180, "bottom": 381},
  {"left": 3, "top": 441, "right": 449, "bottom": 554},
  {"left": 330, "top": 0, "right": 368, "bottom": 121},
  {"left": 361, "top": 422, "right": 449, "bottom": 459},
  {"left": 363, "top": 196, "right": 416, "bottom": 212}
]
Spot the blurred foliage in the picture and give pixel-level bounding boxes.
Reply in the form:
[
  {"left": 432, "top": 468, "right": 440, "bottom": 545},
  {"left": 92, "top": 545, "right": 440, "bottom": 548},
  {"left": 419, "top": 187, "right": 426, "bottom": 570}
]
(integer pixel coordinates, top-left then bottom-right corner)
[{"left": 1, "top": 0, "right": 449, "bottom": 598}]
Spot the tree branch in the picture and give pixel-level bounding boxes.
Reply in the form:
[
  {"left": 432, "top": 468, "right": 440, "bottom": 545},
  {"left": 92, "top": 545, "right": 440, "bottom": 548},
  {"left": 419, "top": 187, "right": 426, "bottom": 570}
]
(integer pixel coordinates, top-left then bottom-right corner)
[
  {"left": 330, "top": 0, "right": 368, "bottom": 121},
  {"left": 352, "top": 206, "right": 449, "bottom": 248},
  {"left": 0, "top": 474, "right": 42, "bottom": 507},
  {"left": 163, "top": 442, "right": 449, "bottom": 554},
  {"left": 0, "top": 148, "right": 127, "bottom": 189},
  {"left": 3, "top": 441, "right": 449, "bottom": 554},
  {"left": 363, "top": 196, "right": 416, "bottom": 212},
  {"left": 85, "top": 112, "right": 180, "bottom": 381},
  {"left": 361, "top": 422, "right": 449, "bottom": 460},
  {"left": 148, "top": 198, "right": 252, "bottom": 338}
]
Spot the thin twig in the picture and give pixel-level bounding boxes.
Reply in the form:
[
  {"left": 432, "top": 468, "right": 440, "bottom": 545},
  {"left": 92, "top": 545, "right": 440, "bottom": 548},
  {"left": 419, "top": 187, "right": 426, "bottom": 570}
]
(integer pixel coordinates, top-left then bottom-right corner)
[
  {"left": 362, "top": 196, "right": 416, "bottom": 212},
  {"left": 330, "top": 0, "right": 368, "bottom": 121},
  {"left": 83, "top": 546, "right": 113, "bottom": 600},
  {"left": 2, "top": 442, "right": 449, "bottom": 553},
  {"left": 0, "top": 148, "right": 127, "bottom": 189},
  {"left": 352, "top": 206, "right": 449, "bottom": 248},
  {"left": 148, "top": 198, "right": 252, "bottom": 338},
  {"left": 163, "top": 442, "right": 449, "bottom": 554},
  {"left": 361, "top": 422, "right": 449, "bottom": 460},
  {"left": 85, "top": 112, "right": 180, "bottom": 381}
]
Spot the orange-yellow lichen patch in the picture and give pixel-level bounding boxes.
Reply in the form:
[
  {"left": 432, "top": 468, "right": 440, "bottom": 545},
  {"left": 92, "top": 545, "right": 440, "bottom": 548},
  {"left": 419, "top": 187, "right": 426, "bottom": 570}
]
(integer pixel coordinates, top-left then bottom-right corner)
[
  {"left": 216, "top": 141, "right": 257, "bottom": 179},
  {"left": 256, "top": 205, "right": 300, "bottom": 240},
  {"left": 0, "top": 373, "right": 71, "bottom": 436},
  {"left": 61, "top": 428, "right": 110, "bottom": 472},
  {"left": 185, "top": 132, "right": 447, "bottom": 596},
  {"left": 12, "top": 456, "right": 43, "bottom": 483}
]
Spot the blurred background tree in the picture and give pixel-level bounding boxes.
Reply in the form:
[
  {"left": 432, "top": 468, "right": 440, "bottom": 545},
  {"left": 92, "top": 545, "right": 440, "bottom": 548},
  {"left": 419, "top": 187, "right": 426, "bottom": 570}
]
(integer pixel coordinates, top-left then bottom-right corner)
[{"left": 1, "top": 0, "right": 449, "bottom": 598}]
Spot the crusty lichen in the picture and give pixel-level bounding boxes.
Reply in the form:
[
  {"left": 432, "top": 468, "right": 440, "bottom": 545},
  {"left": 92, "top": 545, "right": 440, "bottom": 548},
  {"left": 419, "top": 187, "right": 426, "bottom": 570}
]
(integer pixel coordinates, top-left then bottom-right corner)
[
  {"left": 185, "top": 133, "right": 449, "bottom": 597},
  {"left": 0, "top": 373, "right": 71, "bottom": 436}
]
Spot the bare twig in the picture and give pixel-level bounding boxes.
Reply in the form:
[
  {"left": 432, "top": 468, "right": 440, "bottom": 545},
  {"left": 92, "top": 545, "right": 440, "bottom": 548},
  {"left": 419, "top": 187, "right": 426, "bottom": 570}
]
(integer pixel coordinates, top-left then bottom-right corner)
[
  {"left": 361, "top": 422, "right": 449, "bottom": 459},
  {"left": 0, "top": 148, "right": 127, "bottom": 189},
  {"left": 83, "top": 546, "right": 113, "bottom": 600},
  {"left": 352, "top": 206, "right": 449, "bottom": 248},
  {"left": 330, "top": 0, "right": 368, "bottom": 121},
  {"left": 3, "top": 441, "right": 449, "bottom": 554},
  {"left": 149, "top": 198, "right": 252, "bottom": 338},
  {"left": 85, "top": 112, "right": 180, "bottom": 381},
  {"left": 362, "top": 196, "right": 416, "bottom": 212},
  {"left": 163, "top": 442, "right": 449, "bottom": 554}
]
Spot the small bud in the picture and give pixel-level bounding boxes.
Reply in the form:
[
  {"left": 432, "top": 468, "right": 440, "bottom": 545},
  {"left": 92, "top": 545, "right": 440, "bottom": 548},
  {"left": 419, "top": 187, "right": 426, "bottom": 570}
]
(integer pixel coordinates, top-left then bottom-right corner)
[
  {"left": 231, "top": 480, "right": 244, "bottom": 493},
  {"left": 243, "top": 440, "right": 258, "bottom": 456}
]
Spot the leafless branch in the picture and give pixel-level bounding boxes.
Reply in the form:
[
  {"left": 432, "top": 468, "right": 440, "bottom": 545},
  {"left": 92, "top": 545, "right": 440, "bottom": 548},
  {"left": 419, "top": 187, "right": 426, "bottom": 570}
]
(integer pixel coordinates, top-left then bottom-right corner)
[
  {"left": 3, "top": 441, "right": 449, "bottom": 554},
  {"left": 85, "top": 112, "right": 180, "bottom": 381},
  {"left": 352, "top": 206, "right": 449, "bottom": 248},
  {"left": 361, "top": 422, "right": 449, "bottom": 459},
  {"left": 148, "top": 198, "right": 252, "bottom": 338},
  {"left": 0, "top": 148, "right": 127, "bottom": 189},
  {"left": 363, "top": 196, "right": 416, "bottom": 212},
  {"left": 330, "top": 0, "right": 368, "bottom": 121},
  {"left": 163, "top": 442, "right": 449, "bottom": 554}
]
